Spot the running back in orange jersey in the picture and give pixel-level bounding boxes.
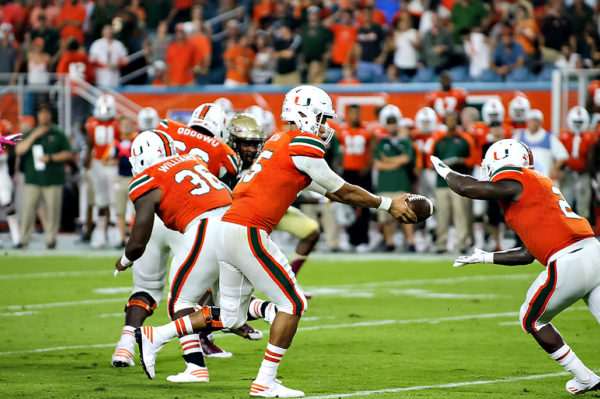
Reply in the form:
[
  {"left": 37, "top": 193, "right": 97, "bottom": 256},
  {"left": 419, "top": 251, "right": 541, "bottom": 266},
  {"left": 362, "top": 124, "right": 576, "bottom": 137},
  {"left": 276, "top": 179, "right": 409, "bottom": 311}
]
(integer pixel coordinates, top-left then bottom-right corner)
[
  {"left": 337, "top": 123, "right": 374, "bottom": 171},
  {"left": 86, "top": 117, "right": 120, "bottom": 160},
  {"left": 558, "top": 129, "right": 597, "bottom": 173},
  {"left": 492, "top": 166, "right": 594, "bottom": 265},
  {"left": 156, "top": 118, "right": 240, "bottom": 181},
  {"left": 222, "top": 130, "right": 326, "bottom": 233},
  {"left": 128, "top": 154, "right": 232, "bottom": 234},
  {"left": 426, "top": 88, "right": 467, "bottom": 120}
]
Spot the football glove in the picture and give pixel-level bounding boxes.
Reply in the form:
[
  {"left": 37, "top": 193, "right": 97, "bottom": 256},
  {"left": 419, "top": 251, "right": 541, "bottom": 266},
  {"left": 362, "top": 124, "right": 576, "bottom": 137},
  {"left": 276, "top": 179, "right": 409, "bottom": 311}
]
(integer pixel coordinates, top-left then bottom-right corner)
[
  {"left": 453, "top": 248, "right": 494, "bottom": 267},
  {"left": 430, "top": 155, "right": 452, "bottom": 179}
]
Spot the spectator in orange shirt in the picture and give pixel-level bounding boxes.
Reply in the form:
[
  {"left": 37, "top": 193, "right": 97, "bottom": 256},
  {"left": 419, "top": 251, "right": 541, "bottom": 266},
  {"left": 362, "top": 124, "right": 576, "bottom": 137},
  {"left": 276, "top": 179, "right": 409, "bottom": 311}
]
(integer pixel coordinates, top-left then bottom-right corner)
[
  {"left": 338, "top": 63, "right": 360, "bottom": 85},
  {"left": 253, "top": 0, "right": 274, "bottom": 29},
  {"left": 56, "top": 37, "right": 93, "bottom": 82},
  {"left": 223, "top": 36, "right": 255, "bottom": 87},
  {"left": 56, "top": 0, "right": 86, "bottom": 45},
  {"left": 165, "top": 23, "right": 195, "bottom": 86},
  {"left": 183, "top": 21, "right": 211, "bottom": 85},
  {"left": 167, "top": 0, "right": 192, "bottom": 31},
  {"left": 327, "top": 9, "right": 358, "bottom": 67}
]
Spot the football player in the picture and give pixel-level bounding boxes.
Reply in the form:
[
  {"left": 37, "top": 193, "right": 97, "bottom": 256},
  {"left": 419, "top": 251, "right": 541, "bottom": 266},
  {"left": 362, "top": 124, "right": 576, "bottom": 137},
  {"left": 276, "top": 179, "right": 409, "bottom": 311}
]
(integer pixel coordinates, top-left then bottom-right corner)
[
  {"left": 558, "top": 106, "right": 596, "bottom": 221},
  {"left": 137, "top": 107, "right": 160, "bottom": 131},
  {"left": 505, "top": 95, "right": 530, "bottom": 136},
  {"left": 228, "top": 113, "right": 321, "bottom": 283},
  {"left": 431, "top": 140, "right": 600, "bottom": 395},
  {"left": 135, "top": 85, "right": 417, "bottom": 397},
  {"left": 85, "top": 94, "right": 120, "bottom": 248},
  {"left": 0, "top": 120, "right": 21, "bottom": 247},
  {"left": 425, "top": 71, "right": 467, "bottom": 121},
  {"left": 245, "top": 105, "right": 276, "bottom": 136},
  {"left": 586, "top": 80, "right": 600, "bottom": 131},
  {"left": 111, "top": 103, "right": 242, "bottom": 373}
]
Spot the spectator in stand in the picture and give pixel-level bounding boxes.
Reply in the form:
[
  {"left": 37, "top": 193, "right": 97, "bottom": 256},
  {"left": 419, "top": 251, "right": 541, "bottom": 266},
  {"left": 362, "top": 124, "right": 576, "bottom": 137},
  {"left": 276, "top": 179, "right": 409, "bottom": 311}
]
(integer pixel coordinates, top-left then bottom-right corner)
[
  {"left": 1, "top": 0, "right": 27, "bottom": 41},
  {"left": 29, "top": 14, "right": 60, "bottom": 58},
  {"left": 327, "top": 9, "right": 358, "bottom": 68},
  {"left": 143, "top": 0, "right": 171, "bottom": 31},
  {"left": 337, "top": 104, "right": 375, "bottom": 251},
  {"left": 164, "top": 23, "right": 195, "bottom": 86},
  {"left": 56, "top": 0, "right": 87, "bottom": 45},
  {"left": 566, "top": 0, "right": 593, "bottom": 50},
  {"left": 253, "top": 0, "right": 275, "bottom": 29},
  {"left": 0, "top": 24, "right": 18, "bottom": 85},
  {"left": 27, "top": 37, "right": 51, "bottom": 90},
  {"left": 419, "top": 13, "right": 453, "bottom": 74},
  {"left": 582, "top": 22, "right": 600, "bottom": 67},
  {"left": 15, "top": 103, "right": 73, "bottom": 250},
  {"left": 514, "top": 3, "right": 540, "bottom": 62},
  {"left": 113, "top": 115, "right": 135, "bottom": 248},
  {"left": 338, "top": 63, "right": 360, "bottom": 84},
  {"left": 89, "top": 0, "right": 116, "bottom": 41},
  {"left": 223, "top": 35, "right": 255, "bottom": 87},
  {"left": 29, "top": 0, "right": 60, "bottom": 30},
  {"left": 541, "top": 2, "right": 573, "bottom": 56},
  {"left": 301, "top": 5, "right": 332, "bottom": 85},
  {"left": 555, "top": 44, "right": 583, "bottom": 69},
  {"left": 56, "top": 37, "right": 93, "bottom": 82},
  {"left": 373, "top": 113, "right": 416, "bottom": 252},
  {"left": 166, "top": 0, "right": 192, "bottom": 31},
  {"left": 450, "top": 0, "right": 490, "bottom": 44},
  {"left": 356, "top": 6, "right": 386, "bottom": 79},
  {"left": 89, "top": 24, "right": 128, "bottom": 87},
  {"left": 128, "top": 0, "right": 146, "bottom": 29},
  {"left": 250, "top": 31, "right": 275, "bottom": 84},
  {"left": 460, "top": 27, "right": 491, "bottom": 79},
  {"left": 112, "top": 0, "right": 139, "bottom": 52},
  {"left": 151, "top": 20, "right": 171, "bottom": 62},
  {"left": 392, "top": 13, "right": 419, "bottom": 80},
  {"left": 273, "top": 24, "right": 301, "bottom": 85},
  {"left": 491, "top": 25, "right": 525, "bottom": 79},
  {"left": 431, "top": 112, "right": 472, "bottom": 254},
  {"left": 183, "top": 21, "right": 211, "bottom": 85},
  {"left": 150, "top": 59, "right": 167, "bottom": 85}
]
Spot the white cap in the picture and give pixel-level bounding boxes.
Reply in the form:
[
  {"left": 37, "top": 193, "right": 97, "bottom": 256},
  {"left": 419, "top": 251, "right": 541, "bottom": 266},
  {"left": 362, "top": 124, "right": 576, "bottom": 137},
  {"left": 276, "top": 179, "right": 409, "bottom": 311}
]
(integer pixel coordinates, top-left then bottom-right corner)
[
  {"left": 153, "top": 60, "right": 166, "bottom": 70},
  {"left": 526, "top": 109, "right": 543, "bottom": 122},
  {"left": 399, "top": 118, "right": 414, "bottom": 128}
]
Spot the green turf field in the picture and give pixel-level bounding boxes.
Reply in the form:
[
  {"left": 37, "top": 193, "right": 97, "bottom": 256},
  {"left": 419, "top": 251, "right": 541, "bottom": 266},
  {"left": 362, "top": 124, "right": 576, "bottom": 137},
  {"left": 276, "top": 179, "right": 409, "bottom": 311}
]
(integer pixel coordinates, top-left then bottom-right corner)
[{"left": 1, "top": 254, "right": 599, "bottom": 398}]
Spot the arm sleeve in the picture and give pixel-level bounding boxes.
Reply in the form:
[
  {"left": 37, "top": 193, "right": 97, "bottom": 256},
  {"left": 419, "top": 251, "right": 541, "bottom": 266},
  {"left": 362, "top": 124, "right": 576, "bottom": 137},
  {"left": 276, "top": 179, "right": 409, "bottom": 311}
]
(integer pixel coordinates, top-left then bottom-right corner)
[
  {"left": 292, "top": 155, "right": 345, "bottom": 193},
  {"left": 303, "top": 180, "right": 327, "bottom": 196}
]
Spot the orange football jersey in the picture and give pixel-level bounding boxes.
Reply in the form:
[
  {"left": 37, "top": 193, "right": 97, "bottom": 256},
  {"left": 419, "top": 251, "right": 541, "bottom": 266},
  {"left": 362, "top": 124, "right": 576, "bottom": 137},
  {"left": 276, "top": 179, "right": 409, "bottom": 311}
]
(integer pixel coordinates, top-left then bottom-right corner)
[
  {"left": 558, "top": 130, "right": 597, "bottom": 173},
  {"left": 426, "top": 88, "right": 467, "bottom": 119},
  {"left": 588, "top": 80, "right": 600, "bottom": 107},
  {"left": 337, "top": 123, "right": 374, "bottom": 171},
  {"left": 467, "top": 121, "right": 490, "bottom": 165},
  {"left": 222, "top": 130, "right": 326, "bottom": 233},
  {"left": 156, "top": 119, "right": 240, "bottom": 179},
  {"left": 86, "top": 117, "right": 120, "bottom": 160},
  {"left": 128, "top": 154, "right": 232, "bottom": 234},
  {"left": 492, "top": 166, "right": 594, "bottom": 265}
]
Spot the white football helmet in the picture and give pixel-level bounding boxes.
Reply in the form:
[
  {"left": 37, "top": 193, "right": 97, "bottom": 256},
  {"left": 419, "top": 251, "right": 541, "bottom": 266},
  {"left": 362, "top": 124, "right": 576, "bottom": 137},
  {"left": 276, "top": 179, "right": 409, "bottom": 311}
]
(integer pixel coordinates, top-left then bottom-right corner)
[
  {"left": 415, "top": 107, "right": 437, "bottom": 134},
  {"left": 245, "top": 105, "right": 275, "bottom": 136},
  {"left": 379, "top": 104, "right": 402, "bottom": 125},
  {"left": 93, "top": 94, "right": 116, "bottom": 121},
  {"left": 508, "top": 96, "right": 531, "bottom": 124},
  {"left": 215, "top": 97, "right": 235, "bottom": 124},
  {"left": 129, "top": 130, "right": 177, "bottom": 175},
  {"left": 481, "top": 139, "right": 534, "bottom": 181},
  {"left": 187, "top": 103, "right": 228, "bottom": 142},
  {"left": 566, "top": 106, "right": 590, "bottom": 134},
  {"left": 137, "top": 107, "right": 160, "bottom": 131},
  {"left": 281, "top": 85, "right": 337, "bottom": 143},
  {"left": 482, "top": 98, "right": 505, "bottom": 125}
]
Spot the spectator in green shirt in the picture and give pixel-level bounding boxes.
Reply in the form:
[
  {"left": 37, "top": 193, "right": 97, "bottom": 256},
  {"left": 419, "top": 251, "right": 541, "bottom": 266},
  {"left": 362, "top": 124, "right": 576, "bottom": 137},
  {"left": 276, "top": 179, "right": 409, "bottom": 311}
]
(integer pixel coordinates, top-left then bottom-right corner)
[
  {"left": 432, "top": 112, "right": 471, "bottom": 254},
  {"left": 450, "top": 0, "right": 490, "bottom": 44},
  {"left": 15, "top": 104, "right": 72, "bottom": 249},
  {"left": 301, "top": 6, "right": 332, "bottom": 84},
  {"left": 374, "top": 113, "right": 416, "bottom": 252}
]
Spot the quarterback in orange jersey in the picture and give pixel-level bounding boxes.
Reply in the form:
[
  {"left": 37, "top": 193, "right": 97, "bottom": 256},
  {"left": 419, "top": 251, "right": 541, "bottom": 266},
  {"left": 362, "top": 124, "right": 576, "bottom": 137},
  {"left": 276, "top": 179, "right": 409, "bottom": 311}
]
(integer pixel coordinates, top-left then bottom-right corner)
[
  {"left": 84, "top": 94, "right": 120, "bottom": 247},
  {"left": 425, "top": 71, "right": 467, "bottom": 121},
  {"left": 111, "top": 103, "right": 246, "bottom": 373},
  {"left": 558, "top": 106, "right": 597, "bottom": 221},
  {"left": 431, "top": 139, "right": 600, "bottom": 396},
  {"left": 214, "top": 85, "right": 417, "bottom": 397}
]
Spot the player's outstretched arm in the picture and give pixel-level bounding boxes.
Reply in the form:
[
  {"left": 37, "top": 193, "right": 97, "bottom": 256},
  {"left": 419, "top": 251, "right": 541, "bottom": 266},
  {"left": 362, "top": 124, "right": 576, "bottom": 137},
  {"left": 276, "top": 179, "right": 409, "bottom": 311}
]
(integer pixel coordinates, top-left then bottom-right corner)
[
  {"left": 115, "top": 189, "right": 161, "bottom": 271},
  {"left": 454, "top": 246, "right": 535, "bottom": 267},
  {"left": 430, "top": 155, "right": 522, "bottom": 201}
]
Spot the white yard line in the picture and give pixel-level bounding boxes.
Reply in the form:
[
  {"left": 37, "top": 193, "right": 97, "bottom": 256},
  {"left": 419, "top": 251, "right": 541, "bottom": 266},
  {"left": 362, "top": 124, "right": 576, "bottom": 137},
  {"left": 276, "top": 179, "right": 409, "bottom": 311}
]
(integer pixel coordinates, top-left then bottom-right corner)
[
  {"left": 304, "top": 371, "right": 571, "bottom": 398},
  {"left": 0, "top": 310, "right": 38, "bottom": 317},
  {"left": 0, "top": 307, "right": 588, "bottom": 356}
]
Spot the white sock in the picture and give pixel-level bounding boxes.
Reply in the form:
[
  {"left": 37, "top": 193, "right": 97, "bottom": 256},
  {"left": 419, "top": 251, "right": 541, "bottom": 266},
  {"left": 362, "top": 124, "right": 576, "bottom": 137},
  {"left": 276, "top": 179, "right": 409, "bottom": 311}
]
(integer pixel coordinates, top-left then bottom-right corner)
[
  {"left": 255, "top": 343, "right": 286, "bottom": 383},
  {"left": 550, "top": 344, "right": 594, "bottom": 382},
  {"left": 7, "top": 214, "right": 20, "bottom": 246},
  {"left": 116, "top": 325, "right": 136, "bottom": 350},
  {"left": 249, "top": 298, "right": 277, "bottom": 324},
  {"left": 179, "top": 334, "right": 202, "bottom": 355},
  {"left": 156, "top": 315, "right": 194, "bottom": 340},
  {"left": 96, "top": 215, "right": 107, "bottom": 242}
]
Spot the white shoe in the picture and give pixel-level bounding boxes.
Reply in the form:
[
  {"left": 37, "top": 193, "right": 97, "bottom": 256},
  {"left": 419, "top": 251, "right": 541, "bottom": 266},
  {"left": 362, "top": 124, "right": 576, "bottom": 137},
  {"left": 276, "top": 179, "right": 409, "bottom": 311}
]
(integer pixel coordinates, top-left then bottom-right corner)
[
  {"left": 111, "top": 345, "right": 135, "bottom": 367},
  {"left": 566, "top": 374, "right": 600, "bottom": 395},
  {"left": 250, "top": 379, "right": 304, "bottom": 397},
  {"left": 135, "top": 326, "right": 167, "bottom": 379},
  {"left": 167, "top": 364, "right": 209, "bottom": 383}
]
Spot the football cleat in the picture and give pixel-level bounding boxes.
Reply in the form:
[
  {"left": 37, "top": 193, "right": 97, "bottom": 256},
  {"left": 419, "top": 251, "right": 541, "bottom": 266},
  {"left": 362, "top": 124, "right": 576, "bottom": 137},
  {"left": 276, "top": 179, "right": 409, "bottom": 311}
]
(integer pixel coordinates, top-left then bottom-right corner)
[
  {"left": 250, "top": 379, "right": 305, "bottom": 397},
  {"left": 199, "top": 332, "right": 232, "bottom": 358},
  {"left": 111, "top": 346, "right": 135, "bottom": 367},
  {"left": 135, "top": 326, "right": 167, "bottom": 379},
  {"left": 227, "top": 323, "right": 264, "bottom": 340},
  {"left": 166, "top": 364, "right": 209, "bottom": 383},
  {"left": 566, "top": 374, "right": 600, "bottom": 395}
]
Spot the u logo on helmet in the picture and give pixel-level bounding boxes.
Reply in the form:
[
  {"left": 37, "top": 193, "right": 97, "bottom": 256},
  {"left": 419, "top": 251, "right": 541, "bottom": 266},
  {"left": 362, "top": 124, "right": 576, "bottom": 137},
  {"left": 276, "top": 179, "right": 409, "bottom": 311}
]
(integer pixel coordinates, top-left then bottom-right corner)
[
  {"left": 294, "top": 97, "right": 311, "bottom": 106},
  {"left": 493, "top": 148, "right": 509, "bottom": 160}
]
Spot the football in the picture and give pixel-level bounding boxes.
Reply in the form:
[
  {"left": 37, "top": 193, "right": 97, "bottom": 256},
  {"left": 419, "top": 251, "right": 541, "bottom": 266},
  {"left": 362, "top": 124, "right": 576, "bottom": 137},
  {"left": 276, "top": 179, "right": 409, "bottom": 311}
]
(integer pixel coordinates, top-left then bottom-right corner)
[{"left": 405, "top": 194, "right": 435, "bottom": 223}]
